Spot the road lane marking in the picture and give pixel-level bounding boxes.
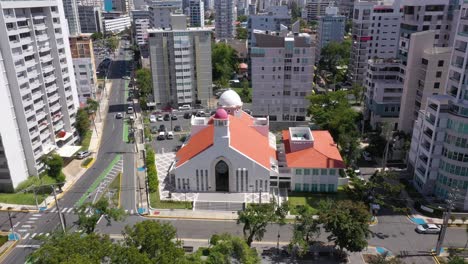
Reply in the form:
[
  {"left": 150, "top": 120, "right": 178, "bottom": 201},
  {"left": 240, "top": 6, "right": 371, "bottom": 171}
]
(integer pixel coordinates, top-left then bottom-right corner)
[
  {"left": 32, "top": 214, "right": 41, "bottom": 217},
  {"left": 66, "top": 208, "right": 74, "bottom": 213},
  {"left": 61, "top": 208, "right": 68, "bottom": 213},
  {"left": 22, "top": 233, "right": 30, "bottom": 239},
  {"left": 25, "top": 221, "right": 35, "bottom": 224},
  {"left": 17, "top": 229, "right": 28, "bottom": 232},
  {"left": 50, "top": 208, "right": 57, "bottom": 213},
  {"left": 30, "top": 233, "right": 37, "bottom": 238},
  {"left": 29, "top": 217, "right": 38, "bottom": 220},
  {"left": 21, "top": 225, "right": 32, "bottom": 228}
]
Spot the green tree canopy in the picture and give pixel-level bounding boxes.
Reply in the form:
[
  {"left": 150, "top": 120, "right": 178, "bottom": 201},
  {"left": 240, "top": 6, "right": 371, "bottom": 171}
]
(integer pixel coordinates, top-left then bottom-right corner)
[
  {"left": 106, "top": 37, "right": 119, "bottom": 51},
  {"left": 237, "top": 202, "right": 288, "bottom": 246},
  {"left": 86, "top": 98, "right": 99, "bottom": 113},
  {"left": 41, "top": 153, "right": 64, "bottom": 182},
  {"left": 212, "top": 43, "right": 238, "bottom": 87},
  {"left": 236, "top": 27, "right": 248, "bottom": 40},
  {"left": 317, "top": 40, "right": 351, "bottom": 84},
  {"left": 199, "top": 233, "right": 260, "bottom": 264},
  {"left": 75, "top": 108, "right": 90, "bottom": 141},
  {"left": 319, "top": 200, "right": 371, "bottom": 253},
  {"left": 289, "top": 206, "right": 320, "bottom": 256},
  {"left": 237, "top": 15, "right": 248, "bottom": 22},
  {"left": 122, "top": 220, "right": 186, "bottom": 263},
  {"left": 135, "top": 68, "right": 152, "bottom": 109},
  {"left": 91, "top": 32, "right": 103, "bottom": 40},
  {"left": 75, "top": 199, "right": 125, "bottom": 234}
]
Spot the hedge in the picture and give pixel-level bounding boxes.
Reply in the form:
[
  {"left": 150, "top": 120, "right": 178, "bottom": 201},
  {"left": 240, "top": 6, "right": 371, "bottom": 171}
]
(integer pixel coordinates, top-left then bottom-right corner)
[{"left": 146, "top": 146, "right": 158, "bottom": 193}]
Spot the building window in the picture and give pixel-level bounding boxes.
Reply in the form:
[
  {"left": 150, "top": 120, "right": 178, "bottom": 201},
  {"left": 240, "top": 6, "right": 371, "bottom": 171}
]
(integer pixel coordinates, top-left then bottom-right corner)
[
  {"left": 260, "top": 179, "right": 263, "bottom": 190},
  {"left": 177, "top": 178, "right": 181, "bottom": 190},
  {"left": 295, "top": 183, "right": 301, "bottom": 191},
  {"left": 296, "top": 169, "right": 302, "bottom": 175},
  {"left": 303, "top": 184, "right": 310, "bottom": 192},
  {"left": 329, "top": 169, "right": 336, "bottom": 175},
  {"left": 236, "top": 170, "right": 239, "bottom": 192},
  {"left": 255, "top": 180, "right": 258, "bottom": 191},
  {"left": 319, "top": 184, "right": 326, "bottom": 192},
  {"left": 241, "top": 170, "right": 244, "bottom": 192},
  {"left": 200, "top": 170, "right": 203, "bottom": 177},
  {"left": 311, "top": 184, "right": 318, "bottom": 192},
  {"left": 246, "top": 170, "right": 249, "bottom": 190},
  {"left": 312, "top": 169, "right": 319, "bottom": 175},
  {"left": 328, "top": 184, "right": 335, "bottom": 192},
  {"left": 196, "top": 174, "right": 199, "bottom": 191},
  {"left": 206, "top": 174, "right": 208, "bottom": 191},
  {"left": 438, "top": 60, "right": 444, "bottom": 67},
  {"left": 436, "top": 71, "right": 442, "bottom": 78},
  {"left": 321, "top": 169, "right": 327, "bottom": 175},
  {"left": 187, "top": 179, "right": 190, "bottom": 190},
  {"left": 265, "top": 180, "right": 268, "bottom": 190},
  {"left": 434, "top": 82, "right": 440, "bottom": 89},
  {"left": 304, "top": 169, "right": 310, "bottom": 175}
]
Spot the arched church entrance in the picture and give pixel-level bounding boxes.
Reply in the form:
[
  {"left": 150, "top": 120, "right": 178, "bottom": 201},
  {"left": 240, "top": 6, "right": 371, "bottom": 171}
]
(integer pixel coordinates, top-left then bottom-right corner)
[{"left": 215, "top": 160, "right": 229, "bottom": 192}]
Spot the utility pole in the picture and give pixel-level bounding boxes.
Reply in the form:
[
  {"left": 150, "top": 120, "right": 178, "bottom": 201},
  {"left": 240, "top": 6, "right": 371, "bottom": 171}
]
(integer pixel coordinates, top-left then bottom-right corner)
[
  {"left": 52, "top": 186, "right": 66, "bottom": 233},
  {"left": 7, "top": 207, "right": 14, "bottom": 235},
  {"left": 435, "top": 188, "right": 460, "bottom": 255}
]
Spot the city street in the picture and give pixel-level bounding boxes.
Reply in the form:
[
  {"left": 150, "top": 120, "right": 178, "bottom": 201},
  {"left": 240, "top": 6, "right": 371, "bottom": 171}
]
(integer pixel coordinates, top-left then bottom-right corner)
[{"left": 0, "top": 40, "right": 136, "bottom": 263}]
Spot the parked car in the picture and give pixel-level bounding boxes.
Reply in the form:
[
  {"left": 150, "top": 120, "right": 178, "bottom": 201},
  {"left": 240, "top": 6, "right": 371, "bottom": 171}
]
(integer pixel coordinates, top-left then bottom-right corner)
[
  {"left": 156, "top": 115, "right": 163, "bottom": 121},
  {"left": 415, "top": 224, "right": 441, "bottom": 234},
  {"left": 183, "top": 112, "right": 192, "bottom": 119},
  {"left": 362, "top": 151, "right": 372, "bottom": 161},
  {"left": 166, "top": 131, "right": 174, "bottom": 140},
  {"left": 163, "top": 114, "right": 170, "bottom": 121},
  {"left": 178, "top": 104, "right": 191, "bottom": 111},
  {"left": 171, "top": 115, "right": 178, "bottom": 120},
  {"left": 196, "top": 111, "right": 206, "bottom": 117},
  {"left": 158, "top": 124, "right": 166, "bottom": 132},
  {"left": 174, "top": 125, "right": 182, "bottom": 132},
  {"left": 157, "top": 132, "right": 166, "bottom": 140},
  {"left": 127, "top": 106, "right": 134, "bottom": 114},
  {"left": 150, "top": 126, "right": 158, "bottom": 134},
  {"left": 149, "top": 115, "right": 157, "bottom": 123},
  {"left": 115, "top": 113, "right": 123, "bottom": 119},
  {"left": 76, "top": 150, "right": 91, "bottom": 159}
]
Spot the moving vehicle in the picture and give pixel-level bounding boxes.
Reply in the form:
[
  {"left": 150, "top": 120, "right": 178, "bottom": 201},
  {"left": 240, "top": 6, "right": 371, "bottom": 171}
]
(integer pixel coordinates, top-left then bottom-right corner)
[
  {"left": 76, "top": 151, "right": 91, "bottom": 159},
  {"left": 116, "top": 113, "right": 123, "bottom": 119},
  {"left": 166, "top": 131, "right": 174, "bottom": 140},
  {"left": 196, "top": 111, "right": 206, "bottom": 117},
  {"left": 178, "top": 104, "right": 191, "bottom": 111},
  {"left": 415, "top": 224, "right": 441, "bottom": 234},
  {"left": 157, "top": 132, "right": 166, "bottom": 140},
  {"left": 127, "top": 106, "right": 134, "bottom": 114},
  {"left": 149, "top": 115, "right": 157, "bottom": 123},
  {"left": 122, "top": 76, "right": 130, "bottom": 80}
]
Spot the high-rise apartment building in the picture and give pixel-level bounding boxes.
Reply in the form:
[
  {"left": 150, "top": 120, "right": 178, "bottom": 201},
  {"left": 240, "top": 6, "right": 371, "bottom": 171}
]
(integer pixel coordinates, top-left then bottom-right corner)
[
  {"left": 251, "top": 30, "right": 314, "bottom": 121},
  {"left": 302, "top": 0, "right": 334, "bottom": 22},
  {"left": 214, "top": 0, "right": 236, "bottom": 39},
  {"left": 62, "top": 0, "right": 81, "bottom": 35},
  {"left": 132, "top": 10, "right": 151, "bottom": 46},
  {"left": 148, "top": 0, "right": 182, "bottom": 29},
  {"left": 148, "top": 16, "right": 212, "bottom": 108},
  {"left": 0, "top": 0, "right": 80, "bottom": 191},
  {"left": 398, "top": 31, "right": 452, "bottom": 133},
  {"left": 349, "top": 0, "right": 401, "bottom": 85},
  {"left": 408, "top": 2, "right": 468, "bottom": 210},
  {"left": 69, "top": 34, "right": 97, "bottom": 104},
  {"left": 189, "top": 0, "right": 204, "bottom": 27},
  {"left": 316, "top": 4, "right": 345, "bottom": 61},
  {"left": 78, "top": 5, "right": 103, "bottom": 34},
  {"left": 247, "top": 6, "right": 291, "bottom": 49}
]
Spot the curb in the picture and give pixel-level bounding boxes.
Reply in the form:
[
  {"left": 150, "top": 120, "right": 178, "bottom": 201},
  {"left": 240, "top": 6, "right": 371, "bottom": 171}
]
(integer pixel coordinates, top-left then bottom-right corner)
[
  {"left": 0, "top": 240, "right": 18, "bottom": 262},
  {"left": 432, "top": 252, "right": 441, "bottom": 264},
  {"left": 82, "top": 158, "right": 95, "bottom": 169},
  {"left": 142, "top": 214, "right": 238, "bottom": 221}
]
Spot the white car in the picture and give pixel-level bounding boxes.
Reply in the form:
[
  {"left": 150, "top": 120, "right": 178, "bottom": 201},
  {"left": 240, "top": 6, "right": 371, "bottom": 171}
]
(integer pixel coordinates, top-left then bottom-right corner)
[
  {"left": 415, "top": 224, "right": 441, "bottom": 234},
  {"left": 166, "top": 131, "right": 174, "bottom": 140},
  {"left": 122, "top": 76, "right": 130, "bottom": 80},
  {"left": 76, "top": 151, "right": 91, "bottom": 159},
  {"left": 157, "top": 132, "right": 166, "bottom": 140},
  {"left": 156, "top": 115, "right": 163, "bottom": 121},
  {"left": 149, "top": 115, "right": 157, "bottom": 123},
  {"left": 178, "top": 104, "right": 191, "bottom": 111},
  {"left": 362, "top": 151, "right": 372, "bottom": 161}
]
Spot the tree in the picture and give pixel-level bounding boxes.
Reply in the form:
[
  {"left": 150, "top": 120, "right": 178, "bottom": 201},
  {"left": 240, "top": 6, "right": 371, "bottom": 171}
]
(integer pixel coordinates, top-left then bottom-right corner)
[
  {"left": 91, "top": 32, "right": 104, "bottom": 40},
  {"left": 351, "top": 83, "right": 364, "bottom": 105},
  {"left": 289, "top": 206, "right": 320, "bottom": 256},
  {"left": 238, "top": 15, "right": 248, "bottom": 22},
  {"left": 447, "top": 256, "right": 467, "bottom": 264},
  {"left": 212, "top": 43, "right": 238, "bottom": 87},
  {"left": 41, "top": 153, "right": 64, "bottom": 183},
  {"left": 106, "top": 37, "right": 119, "bottom": 51},
  {"left": 317, "top": 40, "right": 351, "bottom": 84},
  {"left": 236, "top": 27, "right": 248, "bottom": 39},
  {"left": 319, "top": 200, "right": 371, "bottom": 254},
  {"left": 86, "top": 98, "right": 99, "bottom": 113},
  {"left": 135, "top": 68, "right": 152, "bottom": 109},
  {"left": 237, "top": 202, "right": 288, "bottom": 247},
  {"left": 290, "top": 1, "right": 301, "bottom": 20},
  {"left": 123, "top": 220, "right": 186, "bottom": 263},
  {"left": 239, "top": 80, "right": 251, "bottom": 103},
  {"left": 75, "top": 199, "right": 125, "bottom": 234},
  {"left": 28, "top": 232, "right": 152, "bottom": 264},
  {"left": 198, "top": 233, "right": 260, "bottom": 264},
  {"left": 75, "top": 108, "right": 90, "bottom": 142}
]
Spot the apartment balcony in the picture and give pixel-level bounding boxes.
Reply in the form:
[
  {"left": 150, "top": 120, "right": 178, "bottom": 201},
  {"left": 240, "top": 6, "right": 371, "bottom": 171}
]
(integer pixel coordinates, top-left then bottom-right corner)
[
  {"left": 46, "top": 85, "right": 57, "bottom": 94},
  {"left": 36, "top": 110, "right": 46, "bottom": 121},
  {"left": 40, "top": 131, "right": 50, "bottom": 141},
  {"left": 419, "top": 155, "right": 428, "bottom": 165},
  {"left": 19, "top": 87, "right": 29, "bottom": 97},
  {"left": 17, "top": 26, "right": 30, "bottom": 35},
  {"left": 38, "top": 45, "right": 51, "bottom": 53},
  {"left": 34, "top": 24, "right": 47, "bottom": 31},
  {"left": 423, "top": 130, "right": 433, "bottom": 139},
  {"left": 32, "top": 91, "right": 42, "bottom": 101},
  {"left": 39, "top": 55, "right": 53, "bottom": 63},
  {"left": 43, "top": 65, "right": 54, "bottom": 74},
  {"left": 425, "top": 116, "right": 436, "bottom": 125},
  {"left": 53, "top": 22, "right": 60, "bottom": 28},
  {"left": 43, "top": 75, "right": 56, "bottom": 84},
  {"left": 24, "top": 108, "right": 35, "bottom": 118},
  {"left": 48, "top": 93, "right": 60, "bottom": 104},
  {"left": 449, "top": 76, "right": 461, "bottom": 83},
  {"left": 23, "top": 49, "right": 34, "bottom": 58},
  {"left": 10, "top": 40, "right": 21, "bottom": 48},
  {"left": 27, "top": 118, "right": 36, "bottom": 129},
  {"left": 36, "top": 35, "right": 49, "bottom": 42},
  {"left": 416, "top": 166, "right": 426, "bottom": 177},
  {"left": 50, "top": 103, "right": 61, "bottom": 113},
  {"left": 3, "top": 15, "right": 16, "bottom": 23},
  {"left": 459, "top": 31, "right": 468, "bottom": 38},
  {"left": 53, "top": 121, "right": 64, "bottom": 132},
  {"left": 32, "top": 138, "right": 41, "bottom": 149},
  {"left": 20, "top": 37, "right": 32, "bottom": 45},
  {"left": 34, "top": 100, "right": 45, "bottom": 110},
  {"left": 30, "top": 80, "right": 41, "bottom": 90},
  {"left": 23, "top": 98, "right": 33, "bottom": 107},
  {"left": 29, "top": 129, "right": 40, "bottom": 139}
]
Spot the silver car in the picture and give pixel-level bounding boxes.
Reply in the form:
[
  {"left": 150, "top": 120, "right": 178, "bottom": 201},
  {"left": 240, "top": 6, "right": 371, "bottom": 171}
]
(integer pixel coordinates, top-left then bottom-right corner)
[{"left": 415, "top": 224, "right": 441, "bottom": 234}]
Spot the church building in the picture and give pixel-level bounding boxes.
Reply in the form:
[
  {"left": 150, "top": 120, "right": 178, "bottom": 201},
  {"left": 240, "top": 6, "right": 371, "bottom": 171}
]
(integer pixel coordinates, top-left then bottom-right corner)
[{"left": 171, "top": 90, "right": 345, "bottom": 194}]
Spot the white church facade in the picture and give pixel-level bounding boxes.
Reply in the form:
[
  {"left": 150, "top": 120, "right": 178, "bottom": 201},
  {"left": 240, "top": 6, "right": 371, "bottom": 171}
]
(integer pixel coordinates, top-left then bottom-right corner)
[{"left": 170, "top": 90, "right": 345, "bottom": 194}]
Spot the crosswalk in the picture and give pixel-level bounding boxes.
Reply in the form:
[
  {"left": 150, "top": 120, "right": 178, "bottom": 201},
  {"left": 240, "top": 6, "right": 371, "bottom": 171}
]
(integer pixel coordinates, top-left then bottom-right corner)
[{"left": 47, "top": 207, "right": 137, "bottom": 215}]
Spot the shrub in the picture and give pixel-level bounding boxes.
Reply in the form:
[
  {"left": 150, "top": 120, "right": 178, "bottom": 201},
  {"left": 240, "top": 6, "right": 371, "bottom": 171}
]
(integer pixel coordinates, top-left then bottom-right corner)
[
  {"left": 146, "top": 147, "right": 158, "bottom": 193},
  {"left": 82, "top": 158, "right": 94, "bottom": 167}
]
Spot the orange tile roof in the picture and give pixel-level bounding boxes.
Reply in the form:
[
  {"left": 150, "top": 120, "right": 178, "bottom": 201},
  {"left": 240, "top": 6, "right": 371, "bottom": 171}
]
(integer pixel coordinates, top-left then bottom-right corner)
[
  {"left": 282, "top": 130, "right": 345, "bottom": 169},
  {"left": 175, "top": 111, "right": 275, "bottom": 170},
  {"left": 176, "top": 125, "right": 214, "bottom": 167},
  {"left": 229, "top": 113, "right": 275, "bottom": 170}
]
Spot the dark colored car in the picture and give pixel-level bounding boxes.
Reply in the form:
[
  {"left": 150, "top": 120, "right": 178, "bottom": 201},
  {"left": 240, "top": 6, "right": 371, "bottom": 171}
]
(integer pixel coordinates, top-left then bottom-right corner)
[
  {"left": 184, "top": 112, "right": 192, "bottom": 119},
  {"left": 150, "top": 126, "right": 158, "bottom": 134},
  {"left": 174, "top": 125, "right": 182, "bottom": 132},
  {"left": 171, "top": 115, "right": 178, "bottom": 120},
  {"left": 163, "top": 114, "right": 170, "bottom": 121},
  {"left": 158, "top": 124, "right": 166, "bottom": 132}
]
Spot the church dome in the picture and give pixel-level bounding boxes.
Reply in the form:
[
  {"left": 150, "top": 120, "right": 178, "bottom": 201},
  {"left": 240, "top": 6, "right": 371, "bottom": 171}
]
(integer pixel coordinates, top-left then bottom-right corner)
[
  {"left": 218, "top": 89, "right": 243, "bottom": 108},
  {"left": 214, "top": 108, "right": 228, "bottom": 119}
]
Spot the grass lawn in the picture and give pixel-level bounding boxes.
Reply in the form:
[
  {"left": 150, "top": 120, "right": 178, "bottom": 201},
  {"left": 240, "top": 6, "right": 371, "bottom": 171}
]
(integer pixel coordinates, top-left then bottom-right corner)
[
  {"left": 101, "top": 172, "right": 121, "bottom": 208},
  {"left": 0, "top": 192, "right": 47, "bottom": 206},
  {"left": 0, "top": 235, "right": 7, "bottom": 247},
  {"left": 123, "top": 121, "right": 130, "bottom": 142},
  {"left": 149, "top": 190, "right": 192, "bottom": 210},
  {"left": 80, "top": 130, "right": 92, "bottom": 151},
  {"left": 288, "top": 188, "right": 349, "bottom": 215}
]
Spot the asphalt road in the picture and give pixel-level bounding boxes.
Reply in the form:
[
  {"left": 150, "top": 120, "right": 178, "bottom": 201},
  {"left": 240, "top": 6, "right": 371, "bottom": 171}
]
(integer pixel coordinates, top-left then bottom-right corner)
[{"left": 0, "top": 41, "right": 135, "bottom": 264}]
